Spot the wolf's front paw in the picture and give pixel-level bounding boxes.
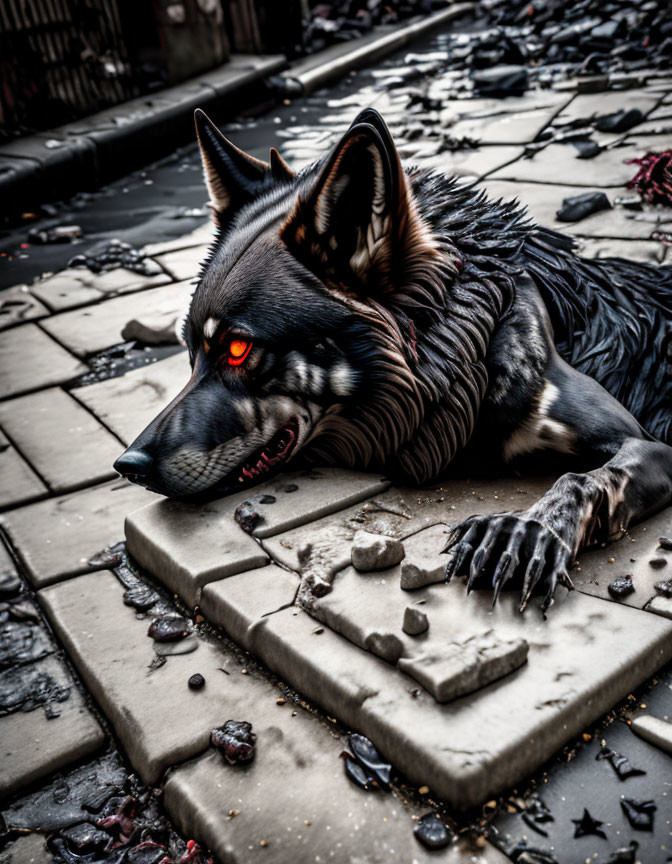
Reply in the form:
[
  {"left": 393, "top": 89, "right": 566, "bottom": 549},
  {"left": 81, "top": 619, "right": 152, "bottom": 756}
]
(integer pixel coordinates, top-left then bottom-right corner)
[{"left": 443, "top": 512, "right": 575, "bottom": 612}]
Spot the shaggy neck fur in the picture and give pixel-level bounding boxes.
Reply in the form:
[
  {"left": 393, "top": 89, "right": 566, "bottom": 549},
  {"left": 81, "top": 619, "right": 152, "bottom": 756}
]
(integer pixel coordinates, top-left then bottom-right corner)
[{"left": 304, "top": 171, "right": 530, "bottom": 483}]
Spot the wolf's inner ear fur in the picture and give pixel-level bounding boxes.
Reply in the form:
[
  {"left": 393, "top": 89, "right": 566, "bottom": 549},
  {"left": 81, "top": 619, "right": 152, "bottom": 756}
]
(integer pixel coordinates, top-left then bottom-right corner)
[
  {"left": 195, "top": 109, "right": 294, "bottom": 225},
  {"left": 281, "top": 108, "right": 435, "bottom": 294}
]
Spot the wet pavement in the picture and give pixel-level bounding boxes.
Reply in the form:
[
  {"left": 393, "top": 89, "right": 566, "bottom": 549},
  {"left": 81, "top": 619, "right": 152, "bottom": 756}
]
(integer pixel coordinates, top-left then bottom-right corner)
[{"left": 1, "top": 7, "right": 672, "bottom": 863}]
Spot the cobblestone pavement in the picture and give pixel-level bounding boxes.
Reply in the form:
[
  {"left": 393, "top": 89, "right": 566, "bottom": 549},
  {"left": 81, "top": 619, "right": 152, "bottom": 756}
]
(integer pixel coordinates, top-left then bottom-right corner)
[{"left": 1, "top": 21, "right": 672, "bottom": 864}]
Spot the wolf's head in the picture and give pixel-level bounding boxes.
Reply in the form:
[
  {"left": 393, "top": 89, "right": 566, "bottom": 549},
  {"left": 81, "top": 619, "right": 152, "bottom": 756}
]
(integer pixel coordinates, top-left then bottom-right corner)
[{"left": 113, "top": 108, "right": 470, "bottom": 499}]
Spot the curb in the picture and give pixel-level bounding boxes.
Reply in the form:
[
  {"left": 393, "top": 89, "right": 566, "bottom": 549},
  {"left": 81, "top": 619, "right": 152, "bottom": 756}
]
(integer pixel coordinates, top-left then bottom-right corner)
[
  {"left": 282, "top": 3, "right": 475, "bottom": 95},
  {"left": 0, "top": 4, "right": 475, "bottom": 218},
  {"left": 0, "top": 55, "right": 286, "bottom": 220}
]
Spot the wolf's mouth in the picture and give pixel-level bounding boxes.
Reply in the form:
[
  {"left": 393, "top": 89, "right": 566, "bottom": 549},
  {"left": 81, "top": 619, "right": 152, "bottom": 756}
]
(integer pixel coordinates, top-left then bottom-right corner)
[{"left": 236, "top": 416, "right": 299, "bottom": 486}]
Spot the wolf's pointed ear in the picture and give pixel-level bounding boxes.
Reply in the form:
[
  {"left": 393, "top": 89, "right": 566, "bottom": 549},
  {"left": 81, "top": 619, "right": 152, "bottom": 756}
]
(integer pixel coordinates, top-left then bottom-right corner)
[
  {"left": 280, "top": 108, "right": 435, "bottom": 294},
  {"left": 195, "top": 109, "right": 273, "bottom": 224},
  {"left": 270, "top": 147, "right": 295, "bottom": 181}
]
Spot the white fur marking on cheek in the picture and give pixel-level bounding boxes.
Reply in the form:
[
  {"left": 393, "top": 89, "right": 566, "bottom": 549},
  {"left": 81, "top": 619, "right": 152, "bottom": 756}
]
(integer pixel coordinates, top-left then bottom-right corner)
[
  {"left": 203, "top": 317, "right": 219, "bottom": 340},
  {"left": 538, "top": 381, "right": 560, "bottom": 416},
  {"left": 330, "top": 361, "right": 354, "bottom": 396}
]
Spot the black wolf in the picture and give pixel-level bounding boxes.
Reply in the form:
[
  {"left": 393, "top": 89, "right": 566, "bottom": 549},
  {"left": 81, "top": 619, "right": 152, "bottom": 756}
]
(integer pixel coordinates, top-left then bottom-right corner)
[{"left": 114, "top": 108, "right": 672, "bottom": 612}]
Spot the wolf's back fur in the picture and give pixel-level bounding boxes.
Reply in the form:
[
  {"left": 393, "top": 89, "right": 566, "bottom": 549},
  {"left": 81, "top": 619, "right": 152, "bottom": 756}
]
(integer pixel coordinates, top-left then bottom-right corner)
[{"left": 412, "top": 170, "right": 672, "bottom": 445}]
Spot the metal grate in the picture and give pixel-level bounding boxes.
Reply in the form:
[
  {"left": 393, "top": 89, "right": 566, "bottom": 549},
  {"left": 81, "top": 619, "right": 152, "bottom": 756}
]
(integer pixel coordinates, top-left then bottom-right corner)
[{"left": 0, "top": 0, "right": 138, "bottom": 139}]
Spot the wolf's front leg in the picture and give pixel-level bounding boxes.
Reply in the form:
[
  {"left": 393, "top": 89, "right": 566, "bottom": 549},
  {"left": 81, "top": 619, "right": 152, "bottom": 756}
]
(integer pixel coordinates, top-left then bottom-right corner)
[{"left": 445, "top": 352, "right": 672, "bottom": 612}]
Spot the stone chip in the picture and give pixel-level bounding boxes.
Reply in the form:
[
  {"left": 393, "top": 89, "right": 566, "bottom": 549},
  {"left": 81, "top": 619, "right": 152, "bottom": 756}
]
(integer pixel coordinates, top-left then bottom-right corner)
[{"left": 351, "top": 530, "right": 405, "bottom": 572}]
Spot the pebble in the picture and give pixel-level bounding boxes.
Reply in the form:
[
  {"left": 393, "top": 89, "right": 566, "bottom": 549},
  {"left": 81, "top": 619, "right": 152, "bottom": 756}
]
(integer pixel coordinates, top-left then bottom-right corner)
[
  {"left": 211, "top": 720, "right": 256, "bottom": 764},
  {"left": 658, "top": 537, "right": 672, "bottom": 550},
  {"left": 608, "top": 574, "right": 635, "bottom": 598},
  {"left": 188, "top": 673, "right": 205, "bottom": 690},
  {"left": 402, "top": 606, "right": 429, "bottom": 636},
  {"left": 147, "top": 614, "right": 191, "bottom": 642},
  {"left": 649, "top": 557, "right": 667, "bottom": 569},
  {"left": 348, "top": 733, "right": 391, "bottom": 787},
  {"left": 414, "top": 813, "right": 451, "bottom": 849},
  {"left": 351, "top": 530, "right": 405, "bottom": 572},
  {"left": 556, "top": 191, "right": 611, "bottom": 222},
  {"left": 654, "top": 579, "right": 672, "bottom": 598}
]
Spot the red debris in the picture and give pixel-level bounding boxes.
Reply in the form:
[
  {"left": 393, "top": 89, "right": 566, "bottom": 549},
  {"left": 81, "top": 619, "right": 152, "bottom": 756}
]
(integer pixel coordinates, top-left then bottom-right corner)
[{"left": 626, "top": 150, "right": 672, "bottom": 206}]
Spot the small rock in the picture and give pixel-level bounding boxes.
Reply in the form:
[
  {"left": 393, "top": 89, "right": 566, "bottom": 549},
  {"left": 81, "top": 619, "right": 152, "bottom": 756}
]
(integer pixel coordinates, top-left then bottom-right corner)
[
  {"left": 471, "top": 65, "right": 528, "bottom": 96},
  {"left": 400, "top": 559, "right": 444, "bottom": 590},
  {"left": 121, "top": 315, "right": 180, "bottom": 345},
  {"left": 60, "top": 822, "right": 110, "bottom": 854},
  {"left": 211, "top": 720, "right": 256, "bottom": 764},
  {"left": 607, "top": 841, "right": 638, "bottom": 864},
  {"left": 595, "top": 108, "right": 643, "bottom": 133},
  {"left": 571, "top": 140, "right": 601, "bottom": 159},
  {"left": 402, "top": 606, "right": 429, "bottom": 636},
  {"left": 364, "top": 631, "right": 404, "bottom": 663},
  {"left": 351, "top": 530, "right": 405, "bottom": 572},
  {"left": 649, "top": 557, "right": 667, "bottom": 569},
  {"left": 414, "top": 813, "right": 451, "bottom": 849},
  {"left": 608, "top": 574, "right": 635, "bottom": 598},
  {"left": 348, "top": 733, "right": 391, "bottom": 787},
  {"left": 0, "top": 571, "right": 21, "bottom": 599},
  {"left": 342, "top": 753, "right": 376, "bottom": 790},
  {"left": 658, "top": 537, "right": 672, "bottom": 550},
  {"left": 654, "top": 579, "right": 672, "bottom": 597},
  {"left": 235, "top": 500, "right": 263, "bottom": 534},
  {"left": 147, "top": 614, "right": 191, "bottom": 642},
  {"left": 556, "top": 191, "right": 611, "bottom": 222},
  {"left": 188, "top": 673, "right": 205, "bottom": 690}
]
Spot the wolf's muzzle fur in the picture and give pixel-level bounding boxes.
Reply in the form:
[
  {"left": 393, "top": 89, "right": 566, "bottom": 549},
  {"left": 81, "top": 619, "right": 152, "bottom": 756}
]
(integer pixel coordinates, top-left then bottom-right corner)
[{"left": 115, "top": 107, "right": 672, "bottom": 611}]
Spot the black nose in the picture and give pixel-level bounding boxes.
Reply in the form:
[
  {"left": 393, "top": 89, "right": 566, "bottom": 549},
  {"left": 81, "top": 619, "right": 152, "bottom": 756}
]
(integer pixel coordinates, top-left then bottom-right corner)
[{"left": 114, "top": 448, "right": 153, "bottom": 481}]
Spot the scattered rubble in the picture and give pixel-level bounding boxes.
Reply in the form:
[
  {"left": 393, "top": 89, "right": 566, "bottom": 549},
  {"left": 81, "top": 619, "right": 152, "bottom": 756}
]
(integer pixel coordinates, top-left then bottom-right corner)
[
  {"left": 348, "top": 733, "right": 392, "bottom": 788},
  {"left": 68, "top": 239, "right": 163, "bottom": 277},
  {"left": 402, "top": 605, "right": 429, "bottom": 635},
  {"left": 147, "top": 615, "right": 191, "bottom": 642},
  {"left": 556, "top": 191, "right": 611, "bottom": 222},
  {"left": 620, "top": 797, "right": 656, "bottom": 831},
  {"left": 571, "top": 807, "right": 606, "bottom": 839},
  {"left": 654, "top": 579, "right": 672, "bottom": 597},
  {"left": 351, "top": 530, "right": 405, "bottom": 571},
  {"left": 211, "top": 720, "right": 256, "bottom": 765},
  {"left": 399, "top": 558, "right": 444, "bottom": 590},
  {"left": 608, "top": 574, "right": 635, "bottom": 598},
  {"left": 596, "top": 745, "right": 646, "bottom": 779}
]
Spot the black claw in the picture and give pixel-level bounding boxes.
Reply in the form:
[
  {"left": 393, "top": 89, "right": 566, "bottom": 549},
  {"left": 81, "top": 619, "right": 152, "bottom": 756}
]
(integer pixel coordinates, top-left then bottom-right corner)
[{"left": 492, "top": 551, "right": 512, "bottom": 605}]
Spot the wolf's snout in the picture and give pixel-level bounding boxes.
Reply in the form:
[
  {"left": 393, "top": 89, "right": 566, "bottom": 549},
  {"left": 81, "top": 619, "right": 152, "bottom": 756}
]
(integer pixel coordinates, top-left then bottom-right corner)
[{"left": 114, "top": 448, "right": 153, "bottom": 482}]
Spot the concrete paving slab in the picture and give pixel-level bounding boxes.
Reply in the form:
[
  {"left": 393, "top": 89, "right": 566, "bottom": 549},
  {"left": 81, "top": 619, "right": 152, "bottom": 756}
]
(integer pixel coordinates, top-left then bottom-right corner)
[
  {"left": 141, "top": 222, "right": 213, "bottom": 258},
  {"left": 153, "top": 245, "right": 210, "bottom": 282},
  {"left": 73, "top": 351, "right": 188, "bottom": 445},
  {"left": 0, "top": 388, "right": 120, "bottom": 493},
  {"left": 0, "top": 285, "right": 49, "bottom": 331},
  {"left": 414, "top": 144, "right": 523, "bottom": 179},
  {"left": 489, "top": 142, "right": 646, "bottom": 187},
  {"left": 40, "top": 280, "right": 193, "bottom": 357},
  {"left": 165, "top": 746, "right": 509, "bottom": 864},
  {"left": 201, "top": 564, "right": 299, "bottom": 648},
  {"left": 447, "top": 106, "right": 564, "bottom": 145},
  {"left": 0, "top": 655, "right": 104, "bottom": 800},
  {"left": 478, "top": 179, "right": 672, "bottom": 239},
  {"left": 262, "top": 475, "right": 556, "bottom": 575},
  {"left": 245, "top": 586, "right": 672, "bottom": 810},
  {"left": 0, "top": 325, "right": 87, "bottom": 400},
  {"left": 29, "top": 267, "right": 173, "bottom": 312},
  {"left": 574, "top": 236, "right": 667, "bottom": 264},
  {"left": 1, "top": 479, "right": 157, "bottom": 588},
  {"left": 125, "top": 468, "right": 387, "bottom": 606},
  {"left": 0, "top": 430, "right": 47, "bottom": 511},
  {"left": 40, "top": 569, "right": 297, "bottom": 787},
  {"left": 125, "top": 494, "right": 269, "bottom": 608},
  {"left": 246, "top": 469, "right": 390, "bottom": 539},
  {"left": 553, "top": 89, "right": 661, "bottom": 126},
  {"left": 572, "top": 507, "right": 672, "bottom": 610},
  {"left": 647, "top": 594, "right": 672, "bottom": 620}
]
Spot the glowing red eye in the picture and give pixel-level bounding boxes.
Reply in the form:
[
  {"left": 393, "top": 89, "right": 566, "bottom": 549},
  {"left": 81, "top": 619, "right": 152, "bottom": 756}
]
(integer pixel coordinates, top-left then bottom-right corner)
[{"left": 227, "top": 338, "right": 251, "bottom": 366}]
